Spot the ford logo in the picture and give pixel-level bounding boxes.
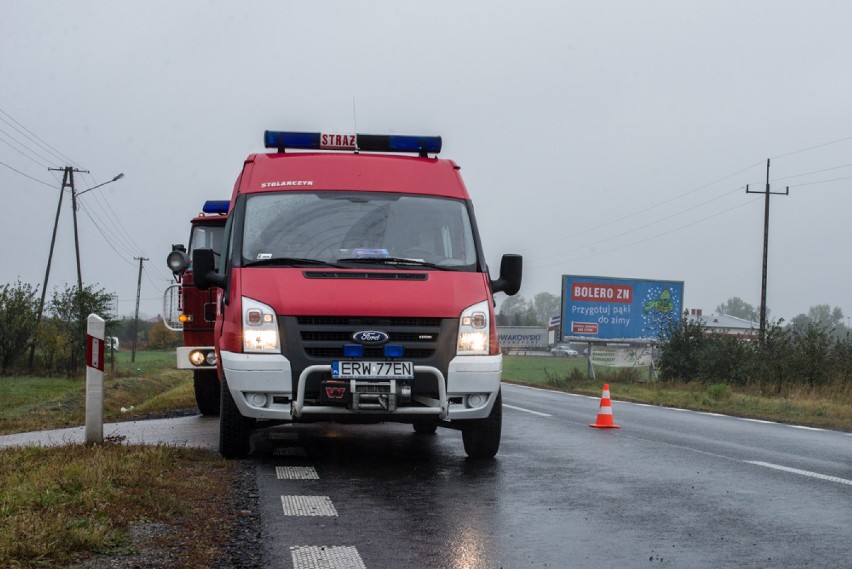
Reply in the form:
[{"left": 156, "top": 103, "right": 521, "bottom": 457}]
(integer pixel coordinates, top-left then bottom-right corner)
[{"left": 352, "top": 330, "right": 390, "bottom": 345}]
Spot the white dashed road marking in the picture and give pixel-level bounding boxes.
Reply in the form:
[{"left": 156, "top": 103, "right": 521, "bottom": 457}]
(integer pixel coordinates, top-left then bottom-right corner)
[
  {"left": 503, "top": 404, "right": 552, "bottom": 417},
  {"left": 281, "top": 495, "right": 338, "bottom": 516},
  {"left": 746, "top": 461, "right": 852, "bottom": 486},
  {"left": 290, "top": 545, "right": 366, "bottom": 569},
  {"left": 276, "top": 466, "right": 319, "bottom": 480}
]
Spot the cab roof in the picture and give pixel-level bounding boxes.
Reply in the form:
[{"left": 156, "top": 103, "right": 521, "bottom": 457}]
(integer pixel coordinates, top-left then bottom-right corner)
[{"left": 241, "top": 152, "right": 470, "bottom": 200}]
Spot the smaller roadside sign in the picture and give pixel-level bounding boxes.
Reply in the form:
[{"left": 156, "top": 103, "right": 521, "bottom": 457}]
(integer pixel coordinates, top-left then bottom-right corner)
[{"left": 497, "top": 326, "right": 548, "bottom": 348}]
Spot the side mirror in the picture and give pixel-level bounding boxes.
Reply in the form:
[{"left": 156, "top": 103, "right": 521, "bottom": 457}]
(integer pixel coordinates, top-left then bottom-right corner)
[
  {"left": 192, "top": 248, "right": 226, "bottom": 290},
  {"left": 491, "top": 254, "right": 522, "bottom": 296}
]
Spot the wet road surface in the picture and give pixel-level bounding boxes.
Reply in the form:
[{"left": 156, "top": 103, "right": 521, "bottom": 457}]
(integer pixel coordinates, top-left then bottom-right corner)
[
  {"left": 3, "top": 384, "right": 849, "bottom": 568},
  {"left": 252, "top": 383, "right": 852, "bottom": 568}
]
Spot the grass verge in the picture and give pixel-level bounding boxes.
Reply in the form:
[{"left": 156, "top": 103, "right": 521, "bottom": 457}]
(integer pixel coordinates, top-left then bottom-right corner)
[
  {"left": 503, "top": 355, "right": 852, "bottom": 431},
  {"left": 0, "top": 443, "right": 237, "bottom": 568},
  {"left": 0, "top": 351, "right": 196, "bottom": 436}
]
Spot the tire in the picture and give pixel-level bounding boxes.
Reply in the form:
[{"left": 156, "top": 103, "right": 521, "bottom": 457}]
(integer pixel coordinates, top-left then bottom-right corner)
[
  {"left": 193, "top": 369, "right": 220, "bottom": 416},
  {"left": 412, "top": 418, "right": 438, "bottom": 434},
  {"left": 461, "top": 389, "right": 502, "bottom": 459},
  {"left": 219, "top": 374, "right": 252, "bottom": 459}
]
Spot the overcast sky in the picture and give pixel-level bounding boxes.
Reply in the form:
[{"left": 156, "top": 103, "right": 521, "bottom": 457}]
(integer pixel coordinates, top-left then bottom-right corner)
[{"left": 2, "top": 1, "right": 850, "bottom": 323}]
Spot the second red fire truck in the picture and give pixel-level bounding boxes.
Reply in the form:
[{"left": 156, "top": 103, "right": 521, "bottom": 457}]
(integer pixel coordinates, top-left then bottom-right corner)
[{"left": 163, "top": 200, "right": 229, "bottom": 415}]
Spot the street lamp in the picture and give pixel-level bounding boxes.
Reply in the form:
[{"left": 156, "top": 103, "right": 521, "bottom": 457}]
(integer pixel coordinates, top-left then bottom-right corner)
[
  {"left": 76, "top": 172, "right": 124, "bottom": 197},
  {"left": 71, "top": 173, "right": 125, "bottom": 291}
]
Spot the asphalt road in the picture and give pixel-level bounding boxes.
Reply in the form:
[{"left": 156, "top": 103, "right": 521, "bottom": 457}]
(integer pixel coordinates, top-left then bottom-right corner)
[
  {"left": 4, "top": 384, "right": 848, "bottom": 568},
  {"left": 250, "top": 383, "right": 852, "bottom": 569}
]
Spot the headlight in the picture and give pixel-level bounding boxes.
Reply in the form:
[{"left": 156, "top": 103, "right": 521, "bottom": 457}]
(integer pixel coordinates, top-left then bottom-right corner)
[
  {"left": 457, "top": 300, "right": 490, "bottom": 356},
  {"left": 242, "top": 297, "right": 280, "bottom": 353},
  {"left": 189, "top": 349, "right": 217, "bottom": 366}
]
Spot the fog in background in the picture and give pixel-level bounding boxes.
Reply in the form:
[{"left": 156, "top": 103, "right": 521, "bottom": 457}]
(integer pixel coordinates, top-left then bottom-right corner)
[{"left": 2, "top": 1, "right": 850, "bottom": 322}]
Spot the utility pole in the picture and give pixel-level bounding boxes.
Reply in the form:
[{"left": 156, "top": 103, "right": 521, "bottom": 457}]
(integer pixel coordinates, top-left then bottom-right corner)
[
  {"left": 746, "top": 159, "right": 789, "bottom": 339},
  {"left": 28, "top": 169, "right": 124, "bottom": 370},
  {"left": 29, "top": 167, "right": 86, "bottom": 368},
  {"left": 131, "top": 257, "right": 148, "bottom": 363},
  {"left": 47, "top": 166, "right": 89, "bottom": 292}
]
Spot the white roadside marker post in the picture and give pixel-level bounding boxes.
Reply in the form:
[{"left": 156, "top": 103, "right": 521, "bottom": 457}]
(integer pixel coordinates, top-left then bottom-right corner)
[{"left": 85, "top": 313, "right": 106, "bottom": 445}]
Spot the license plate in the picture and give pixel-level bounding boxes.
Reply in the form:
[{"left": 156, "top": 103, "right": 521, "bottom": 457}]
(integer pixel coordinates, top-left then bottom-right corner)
[{"left": 332, "top": 360, "right": 414, "bottom": 380}]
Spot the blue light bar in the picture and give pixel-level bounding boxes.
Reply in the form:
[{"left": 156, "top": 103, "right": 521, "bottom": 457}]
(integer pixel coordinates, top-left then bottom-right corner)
[
  {"left": 383, "top": 344, "right": 404, "bottom": 358},
  {"left": 264, "top": 131, "right": 321, "bottom": 150},
  {"left": 343, "top": 344, "right": 365, "bottom": 358},
  {"left": 202, "top": 200, "right": 230, "bottom": 215},
  {"left": 263, "top": 131, "right": 442, "bottom": 156}
]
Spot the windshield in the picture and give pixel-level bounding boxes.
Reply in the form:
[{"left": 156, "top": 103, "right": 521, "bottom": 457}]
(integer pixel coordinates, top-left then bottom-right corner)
[
  {"left": 241, "top": 191, "right": 478, "bottom": 269},
  {"left": 189, "top": 224, "right": 225, "bottom": 269}
]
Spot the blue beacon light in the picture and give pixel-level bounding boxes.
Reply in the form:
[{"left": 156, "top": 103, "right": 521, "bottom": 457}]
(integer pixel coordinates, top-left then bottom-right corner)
[{"left": 202, "top": 200, "right": 230, "bottom": 215}]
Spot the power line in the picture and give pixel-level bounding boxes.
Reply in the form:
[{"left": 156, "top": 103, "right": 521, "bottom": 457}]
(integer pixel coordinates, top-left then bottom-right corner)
[
  {"left": 0, "top": 159, "right": 56, "bottom": 188},
  {"left": 529, "top": 197, "right": 761, "bottom": 270},
  {"left": 529, "top": 185, "right": 746, "bottom": 263},
  {"left": 0, "top": 107, "right": 80, "bottom": 167},
  {"left": 519, "top": 159, "right": 765, "bottom": 254},
  {"left": 76, "top": 203, "right": 139, "bottom": 265},
  {"left": 86, "top": 190, "right": 145, "bottom": 256},
  {"left": 0, "top": 129, "right": 54, "bottom": 168},
  {"left": 771, "top": 134, "right": 852, "bottom": 160},
  {"left": 527, "top": 134, "right": 852, "bottom": 257},
  {"left": 78, "top": 199, "right": 141, "bottom": 258},
  {"left": 788, "top": 175, "right": 852, "bottom": 189},
  {"left": 770, "top": 162, "right": 852, "bottom": 182},
  {"left": 142, "top": 265, "right": 166, "bottom": 295}
]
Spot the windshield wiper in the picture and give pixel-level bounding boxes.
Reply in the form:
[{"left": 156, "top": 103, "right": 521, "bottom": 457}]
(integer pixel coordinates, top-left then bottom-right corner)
[
  {"left": 243, "top": 257, "right": 343, "bottom": 268},
  {"left": 336, "top": 256, "right": 450, "bottom": 270}
]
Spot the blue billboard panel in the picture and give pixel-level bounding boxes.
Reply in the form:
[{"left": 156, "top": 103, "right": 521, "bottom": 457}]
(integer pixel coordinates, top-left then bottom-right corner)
[{"left": 561, "top": 275, "right": 684, "bottom": 341}]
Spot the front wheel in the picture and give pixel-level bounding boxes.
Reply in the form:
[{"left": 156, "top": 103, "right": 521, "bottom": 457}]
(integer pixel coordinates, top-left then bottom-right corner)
[
  {"left": 193, "top": 369, "right": 220, "bottom": 416},
  {"left": 461, "top": 390, "right": 502, "bottom": 459},
  {"left": 219, "top": 375, "right": 252, "bottom": 459}
]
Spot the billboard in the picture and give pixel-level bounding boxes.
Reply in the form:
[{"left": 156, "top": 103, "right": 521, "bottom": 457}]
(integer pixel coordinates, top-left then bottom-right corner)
[{"left": 560, "top": 275, "right": 684, "bottom": 341}]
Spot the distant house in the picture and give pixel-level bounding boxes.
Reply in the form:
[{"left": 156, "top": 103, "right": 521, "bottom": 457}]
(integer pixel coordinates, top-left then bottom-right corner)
[{"left": 685, "top": 309, "right": 759, "bottom": 340}]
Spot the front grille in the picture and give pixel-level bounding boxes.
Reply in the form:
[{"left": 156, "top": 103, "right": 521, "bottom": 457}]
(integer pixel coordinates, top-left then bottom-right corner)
[
  {"left": 280, "top": 315, "right": 459, "bottom": 397},
  {"left": 295, "top": 316, "right": 441, "bottom": 359}
]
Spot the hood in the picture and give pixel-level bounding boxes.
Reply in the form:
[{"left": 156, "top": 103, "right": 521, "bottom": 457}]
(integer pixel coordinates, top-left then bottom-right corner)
[{"left": 236, "top": 268, "right": 490, "bottom": 318}]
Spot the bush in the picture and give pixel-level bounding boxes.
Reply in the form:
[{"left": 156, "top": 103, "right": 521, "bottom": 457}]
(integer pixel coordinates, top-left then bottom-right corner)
[
  {"left": 789, "top": 324, "right": 833, "bottom": 390},
  {"left": 147, "top": 323, "right": 181, "bottom": 350},
  {"left": 44, "top": 283, "right": 116, "bottom": 375},
  {"left": 705, "top": 383, "right": 730, "bottom": 401},
  {"left": 0, "top": 281, "right": 38, "bottom": 373},
  {"left": 658, "top": 316, "right": 851, "bottom": 393},
  {"left": 658, "top": 316, "right": 707, "bottom": 382},
  {"left": 697, "top": 333, "right": 756, "bottom": 385}
]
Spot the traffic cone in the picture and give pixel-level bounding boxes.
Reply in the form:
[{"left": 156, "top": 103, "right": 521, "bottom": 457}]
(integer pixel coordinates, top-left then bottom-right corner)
[{"left": 589, "top": 383, "right": 620, "bottom": 429}]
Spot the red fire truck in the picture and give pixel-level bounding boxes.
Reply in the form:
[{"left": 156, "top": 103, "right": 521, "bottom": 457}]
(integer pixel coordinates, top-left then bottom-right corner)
[
  {"left": 163, "top": 200, "right": 229, "bottom": 415},
  {"left": 194, "top": 131, "right": 522, "bottom": 458}
]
